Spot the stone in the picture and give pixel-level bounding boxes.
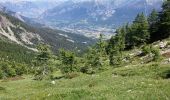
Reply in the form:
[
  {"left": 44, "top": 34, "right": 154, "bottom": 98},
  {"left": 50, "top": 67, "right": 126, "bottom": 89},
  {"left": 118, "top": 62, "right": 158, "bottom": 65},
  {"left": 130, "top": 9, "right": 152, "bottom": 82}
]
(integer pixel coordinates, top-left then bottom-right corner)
[
  {"left": 160, "top": 41, "right": 167, "bottom": 49},
  {"left": 168, "top": 58, "right": 170, "bottom": 62},
  {"left": 51, "top": 81, "right": 55, "bottom": 85}
]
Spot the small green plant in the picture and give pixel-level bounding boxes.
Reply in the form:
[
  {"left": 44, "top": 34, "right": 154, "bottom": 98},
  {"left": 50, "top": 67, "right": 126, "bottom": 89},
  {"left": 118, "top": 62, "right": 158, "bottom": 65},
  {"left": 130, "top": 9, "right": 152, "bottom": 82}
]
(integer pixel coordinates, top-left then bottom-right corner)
[
  {"left": 142, "top": 45, "right": 152, "bottom": 55},
  {"left": 142, "top": 45, "right": 161, "bottom": 62},
  {"left": 151, "top": 47, "right": 161, "bottom": 61}
]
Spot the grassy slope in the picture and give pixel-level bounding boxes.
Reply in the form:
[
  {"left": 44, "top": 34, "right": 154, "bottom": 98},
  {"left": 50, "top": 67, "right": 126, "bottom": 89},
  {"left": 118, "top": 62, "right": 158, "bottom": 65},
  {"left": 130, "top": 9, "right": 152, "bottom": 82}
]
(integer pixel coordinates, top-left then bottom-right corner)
[{"left": 0, "top": 63, "right": 169, "bottom": 100}]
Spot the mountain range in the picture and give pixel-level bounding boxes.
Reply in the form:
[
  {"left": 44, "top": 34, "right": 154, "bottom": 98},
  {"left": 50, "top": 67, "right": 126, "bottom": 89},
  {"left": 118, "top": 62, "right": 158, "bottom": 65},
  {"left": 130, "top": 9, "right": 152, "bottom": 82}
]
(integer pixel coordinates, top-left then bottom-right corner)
[
  {"left": 0, "top": 7, "right": 95, "bottom": 53},
  {"left": 0, "top": 0, "right": 164, "bottom": 39},
  {"left": 0, "top": 0, "right": 163, "bottom": 38},
  {"left": 39, "top": 0, "right": 163, "bottom": 26}
]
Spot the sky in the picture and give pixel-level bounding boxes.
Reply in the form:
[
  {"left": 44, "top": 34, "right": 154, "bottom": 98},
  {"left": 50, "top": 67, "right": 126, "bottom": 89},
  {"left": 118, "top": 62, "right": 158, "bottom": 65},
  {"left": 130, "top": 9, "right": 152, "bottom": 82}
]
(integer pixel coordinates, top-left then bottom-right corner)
[
  {"left": 0, "top": 0, "right": 164, "bottom": 4},
  {"left": 0, "top": 0, "right": 66, "bottom": 2},
  {"left": 0, "top": 0, "right": 164, "bottom": 2}
]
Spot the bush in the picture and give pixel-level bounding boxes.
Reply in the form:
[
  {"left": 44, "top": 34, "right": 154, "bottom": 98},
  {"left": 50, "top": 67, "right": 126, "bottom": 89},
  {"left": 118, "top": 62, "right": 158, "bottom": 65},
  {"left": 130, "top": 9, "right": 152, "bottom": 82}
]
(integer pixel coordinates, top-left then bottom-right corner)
[
  {"left": 142, "top": 45, "right": 161, "bottom": 62},
  {"left": 60, "top": 65, "right": 78, "bottom": 74},
  {"left": 142, "top": 45, "right": 152, "bottom": 55},
  {"left": 8, "top": 68, "right": 16, "bottom": 77},
  {"left": 0, "top": 61, "right": 30, "bottom": 79},
  {"left": 12, "top": 63, "right": 27, "bottom": 75},
  {"left": 15, "top": 66, "right": 25, "bottom": 75},
  {"left": 151, "top": 48, "right": 161, "bottom": 61},
  {"left": 109, "top": 54, "right": 122, "bottom": 66},
  {"left": 80, "top": 66, "right": 95, "bottom": 74},
  {"left": 0, "top": 63, "right": 16, "bottom": 77}
]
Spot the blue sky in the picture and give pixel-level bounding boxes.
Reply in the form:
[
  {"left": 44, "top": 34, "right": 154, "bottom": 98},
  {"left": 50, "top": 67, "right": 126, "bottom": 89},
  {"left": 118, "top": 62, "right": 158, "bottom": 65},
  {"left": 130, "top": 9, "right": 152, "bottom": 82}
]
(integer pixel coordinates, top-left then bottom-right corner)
[
  {"left": 0, "top": 0, "right": 164, "bottom": 4},
  {"left": 0, "top": 0, "right": 66, "bottom": 2}
]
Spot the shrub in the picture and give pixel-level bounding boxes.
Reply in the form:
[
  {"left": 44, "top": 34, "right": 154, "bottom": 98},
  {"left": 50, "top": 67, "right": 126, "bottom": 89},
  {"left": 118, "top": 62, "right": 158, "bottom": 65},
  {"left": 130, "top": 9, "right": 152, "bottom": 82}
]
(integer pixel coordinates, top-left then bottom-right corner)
[
  {"left": 8, "top": 68, "right": 16, "bottom": 77},
  {"left": 60, "top": 65, "right": 76, "bottom": 74},
  {"left": 12, "top": 63, "right": 27, "bottom": 75},
  {"left": 151, "top": 48, "right": 161, "bottom": 61},
  {"left": 0, "top": 63, "right": 16, "bottom": 77},
  {"left": 142, "top": 45, "right": 152, "bottom": 55},
  {"left": 142, "top": 45, "right": 161, "bottom": 62},
  {"left": 80, "top": 66, "right": 95, "bottom": 74}
]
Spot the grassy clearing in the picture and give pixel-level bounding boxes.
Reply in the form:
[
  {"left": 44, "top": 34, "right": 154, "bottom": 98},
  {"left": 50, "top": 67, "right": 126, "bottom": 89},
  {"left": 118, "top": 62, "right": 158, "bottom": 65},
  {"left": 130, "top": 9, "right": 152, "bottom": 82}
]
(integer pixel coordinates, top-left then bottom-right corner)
[{"left": 0, "top": 63, "right": 170, "bottom": 100}]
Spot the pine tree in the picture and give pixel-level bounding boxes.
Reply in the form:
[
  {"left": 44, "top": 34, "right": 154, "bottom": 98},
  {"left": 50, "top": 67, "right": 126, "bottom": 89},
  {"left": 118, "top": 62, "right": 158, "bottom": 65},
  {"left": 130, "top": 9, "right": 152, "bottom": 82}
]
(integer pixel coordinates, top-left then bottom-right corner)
[
  {"left": 59, "top": 49, "right": 76, "bottom": 73},
  {"left": 124, "top": 23, "right": 133, "bottom": 48},
  {"left": 158, "top": 0, "right": 170, "bottom": 39},
  {"left": 148, "top": 9, "right": 159, "bottom": 42},
  {"left": 34, "top": 44, "right": 52, "bottom": 80},
  {"left": 96, "top": 34, "right": 106, "bottom": 56},
  {"left": 120, "top": 26, "right": 126, "bottom": 51},
  {"left": 80, "top": 47, "right": 102, "bottom": 74},
  {"left": 107, "top": 28, "right": 125, "bottom": 66},
  {"left": 130, "top": 13, "right": 150, "bottom": 46},
  {"left": 148, "top": 9, "right": 159, "bottom": 25}
]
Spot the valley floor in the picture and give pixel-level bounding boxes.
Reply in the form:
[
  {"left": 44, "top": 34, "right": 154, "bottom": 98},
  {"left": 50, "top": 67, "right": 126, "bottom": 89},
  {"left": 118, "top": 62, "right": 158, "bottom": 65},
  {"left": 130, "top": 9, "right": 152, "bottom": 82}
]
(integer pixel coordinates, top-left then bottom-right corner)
[{"left": 0, "top": 63, "right": 170, "bottom": 100}]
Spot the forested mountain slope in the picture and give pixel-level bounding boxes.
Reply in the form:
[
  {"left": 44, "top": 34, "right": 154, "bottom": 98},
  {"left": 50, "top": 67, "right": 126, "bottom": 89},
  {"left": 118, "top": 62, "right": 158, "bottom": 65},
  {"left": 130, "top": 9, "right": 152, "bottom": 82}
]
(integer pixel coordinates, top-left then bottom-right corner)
[{"left": 0, "top": 11, "right": 96, "bottom": 53}]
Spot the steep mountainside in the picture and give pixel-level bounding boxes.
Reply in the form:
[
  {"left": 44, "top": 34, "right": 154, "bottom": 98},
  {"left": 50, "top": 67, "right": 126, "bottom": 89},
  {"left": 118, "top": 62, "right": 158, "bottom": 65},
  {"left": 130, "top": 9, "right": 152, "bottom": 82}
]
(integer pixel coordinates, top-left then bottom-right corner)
[{"left": 0, "top": 11, "right": 96, "bottom": 53}]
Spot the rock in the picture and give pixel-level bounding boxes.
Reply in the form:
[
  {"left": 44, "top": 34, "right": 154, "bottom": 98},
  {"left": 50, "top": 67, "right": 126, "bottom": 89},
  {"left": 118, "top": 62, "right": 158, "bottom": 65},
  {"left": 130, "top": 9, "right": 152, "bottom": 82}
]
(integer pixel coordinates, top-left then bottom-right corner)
[
  {"left": 136, "top": 50, "right": 142, "bottom": 55},
  {"left": 168, "top": 58, "right": 170, "bottom": 62},
  {"left": 127, "top": 90, "right": 132, "bottom": 92},
  {"left": 51, "top": 81, "right": 55, "bottom": 85},
  {"left": 129, "top": 53, "right": 135, "bottom": 56},
  {"left": 160, "top": 41, "right": 167, "bottom": 49},
  {"left": 122, "top": 58, "right": 128, "bottom": 62}
]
